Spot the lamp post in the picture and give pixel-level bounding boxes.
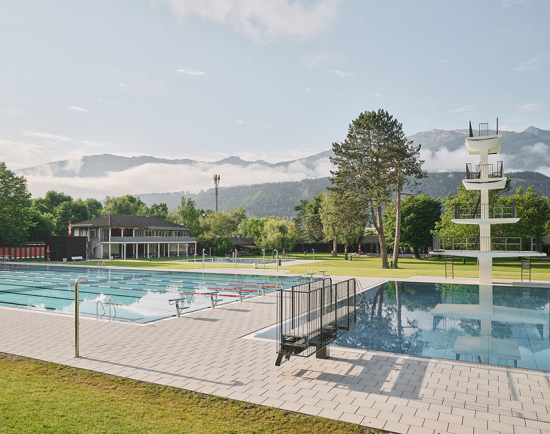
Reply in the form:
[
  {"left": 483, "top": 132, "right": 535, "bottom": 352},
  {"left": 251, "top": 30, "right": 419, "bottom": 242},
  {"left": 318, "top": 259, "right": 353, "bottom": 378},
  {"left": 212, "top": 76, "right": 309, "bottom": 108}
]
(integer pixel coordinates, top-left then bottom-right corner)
[
  {"left": 235, "top": 249, "right": 238, "bottom": 269},
  {"left": 262, "top": 249, "right": 265, "bottom": 270},
  {"left": 202, "top": 248, "right": 205, "bottom": 269},
  {"left": 74, "top": 277, "right": 87, "bottom": 358},
  {"left": 312, "top": 249, "right": 315, "bottom": 261},
  {"left": 274, "top": 249, "right": 278, "bottom": 272}
]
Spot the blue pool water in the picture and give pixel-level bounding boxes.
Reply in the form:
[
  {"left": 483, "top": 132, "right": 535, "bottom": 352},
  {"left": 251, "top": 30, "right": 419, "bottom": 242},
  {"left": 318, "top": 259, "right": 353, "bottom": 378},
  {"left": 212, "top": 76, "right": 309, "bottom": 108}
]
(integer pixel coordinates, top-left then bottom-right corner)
[
  {"left": 257, "top": 281, "right": 550, "bottom": 372},
  {"left": 0, "top": 263, "right": 311, "bottom": 323}
]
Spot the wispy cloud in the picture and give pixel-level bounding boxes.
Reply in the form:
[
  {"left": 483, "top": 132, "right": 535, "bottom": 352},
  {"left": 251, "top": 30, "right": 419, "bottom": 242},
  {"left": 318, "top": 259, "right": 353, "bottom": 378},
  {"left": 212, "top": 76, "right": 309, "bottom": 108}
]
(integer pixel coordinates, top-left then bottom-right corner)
[
  {"left": 333, "top": 70, "right": 353, "bottom": 77},
  {"left": 177, "top": 67, "right": 205, "bottom": 76},
  {"left": 513, "top": 54, "right": 548, "bottom": 72},
  {"left": 235, "top": 120, "right": 244, "bottom": 124},
  {"left": 373, "top": 93, "right": 383, "bottom": 98},
  {"left": 160, "top": 0, "right": 338, "bottom": 40},
  {"left": 69, "top": 106, "right": 88, "bottom": 112},
  {"left": 24, "top": 132, "right": 72, "bottom": 141},
  {"left": 526, "top": 142, "right": 549, "bottom": 155},
  {"left": 517, "top": 103, "right": 544, "bottom": 111},
  {"left": 449, "top": 105, "right": 476, "bottom": 113},
  {"left": 502, "top": 0, "right": 530, "bottom": 7}
]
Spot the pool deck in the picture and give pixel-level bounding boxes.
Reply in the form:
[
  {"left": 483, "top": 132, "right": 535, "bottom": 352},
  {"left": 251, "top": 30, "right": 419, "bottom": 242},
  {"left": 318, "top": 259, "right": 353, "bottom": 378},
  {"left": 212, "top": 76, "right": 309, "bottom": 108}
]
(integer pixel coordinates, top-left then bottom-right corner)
[{"left": 1, "top": 271, "right": 550, "bottom": 434}]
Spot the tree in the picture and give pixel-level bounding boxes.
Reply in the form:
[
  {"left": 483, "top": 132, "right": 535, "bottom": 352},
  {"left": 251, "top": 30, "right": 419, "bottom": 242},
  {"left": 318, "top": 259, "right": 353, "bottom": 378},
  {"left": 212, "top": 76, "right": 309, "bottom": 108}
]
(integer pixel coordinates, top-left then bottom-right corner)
[
  {"left": 212, "top": 236, "right": 234, "bottom": 256},
  {"left": 83, "top": 198, "right": 103, "bottom": 218},
  {"left": 320, "top": 191, "right": 366, "bottom": 260},
  {"left": 256, "top": 217, "right": 296, "bottom": 251},
  {"left": 102, "top": 195, "right": 149, "bottom": 216},
  {"left": 383, "top": 194, "right": 442, "bottom": 259},
  {"left": 33, "top": 191, "right": 72, "bottom": 215},
  {"left": 27, "top": 209, "right": 56, "bottom": 242},
  {"left": 330, "top": 109, "right": 410, "bottom": 268},
  {"left": 175, "top": 197, "right": 202, "bottom": 237},
  {"left": 389, "top": 138, "right": 426, "bottom": 268},
  {"left": 148, "top": 203, "right": 170, "bottom": 220},
  {"left": 237, "top": 217, "right": 264, "bottom": 240},
  {"left": 293, "top": 195, "right": 324, "bottom": 243},
  {"left": 0, "top": 162, "right": 33, "bottom": 244}
]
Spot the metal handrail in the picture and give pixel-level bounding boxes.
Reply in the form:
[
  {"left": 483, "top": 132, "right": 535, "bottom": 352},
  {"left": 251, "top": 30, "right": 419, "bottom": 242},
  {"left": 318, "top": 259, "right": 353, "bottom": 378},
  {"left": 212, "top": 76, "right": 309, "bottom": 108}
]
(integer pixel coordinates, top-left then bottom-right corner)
[
  {"left": 108, "top": 297, "right": 116, "bottom": 320},
  {"left": 96, "top": 300, "right": 106, "bottom": 319}
]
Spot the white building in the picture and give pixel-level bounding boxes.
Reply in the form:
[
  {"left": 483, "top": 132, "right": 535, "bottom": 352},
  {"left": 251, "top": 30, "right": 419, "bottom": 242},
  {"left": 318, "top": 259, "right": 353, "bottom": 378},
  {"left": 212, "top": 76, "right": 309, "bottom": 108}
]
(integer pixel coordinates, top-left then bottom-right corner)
[{"left": 72, "top": 215, "right": 197, "bottom": 260}]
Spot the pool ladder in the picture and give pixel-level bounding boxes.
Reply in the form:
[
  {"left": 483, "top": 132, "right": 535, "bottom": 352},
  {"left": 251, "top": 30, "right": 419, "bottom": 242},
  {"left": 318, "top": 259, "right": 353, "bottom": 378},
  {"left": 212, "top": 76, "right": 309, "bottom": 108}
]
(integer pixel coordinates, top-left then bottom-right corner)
[{"left": 96, "top": 297, "right": 117, "bottom": 320}]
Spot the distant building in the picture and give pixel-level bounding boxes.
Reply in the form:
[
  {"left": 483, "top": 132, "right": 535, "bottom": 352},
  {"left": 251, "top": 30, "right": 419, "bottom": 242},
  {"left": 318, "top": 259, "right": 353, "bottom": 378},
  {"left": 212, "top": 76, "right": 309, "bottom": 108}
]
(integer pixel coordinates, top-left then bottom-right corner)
[
  {"left": 230, "top": 235, "right": 257, "bottom": 253},
  {"left": 72, "top": 215, "right": 196, "bottom": 259}
]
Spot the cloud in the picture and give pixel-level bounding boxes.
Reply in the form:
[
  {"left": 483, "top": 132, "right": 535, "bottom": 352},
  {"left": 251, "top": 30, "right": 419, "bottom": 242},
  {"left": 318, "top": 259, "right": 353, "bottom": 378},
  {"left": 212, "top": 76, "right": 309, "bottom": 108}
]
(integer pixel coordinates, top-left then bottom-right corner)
[
  {"left": 160, "top": 0, "right": 337, "bottom": 40},
  {"left": 517, "top": 103, "right": 544, "bottom": 111},
  {"left": 235, "top": 120, "right": 244, "bottom": 124},
  {"left": 502, "top": 0, "right": 530, "bottom": 7},
  {"left": 24, "top": 132, "right": 73, "bottom": 141},
  {"left": 22, "top": 157, "right": 335, "bottom": 200},
  {"left": 420, "top": 146, "right": 472, "bottom": 172},
  {"left": 69, "top": 106, "right": 88, "bottom": 112},
  {"left": 177, "top": 67, "right": 205, "bottom": 75},
  {"left": 449, "top": 105, "right": 476, "bottom": 113},
  {"left": 333, "top": 69, "right": 353, "bottom": 77},
  {"left": 525, "top": 142, "right": 549, "bottom": 155},
  {"left": 513, "top": 54, "right": 548, "bottom": 72},
  {"left": 6, "top": 107, "right": 24, "bottom": 116},
  {"left": 373, "top": 93, "right": 383, "bottom": 98}
]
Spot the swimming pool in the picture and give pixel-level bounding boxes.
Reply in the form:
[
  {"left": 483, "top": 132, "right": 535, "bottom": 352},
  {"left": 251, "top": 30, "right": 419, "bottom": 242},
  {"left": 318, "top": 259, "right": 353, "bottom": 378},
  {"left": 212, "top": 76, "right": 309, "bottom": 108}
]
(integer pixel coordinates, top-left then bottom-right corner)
[
  {"left": 0, "top": 263, "right": 312, "bottom": 323},
  {"left": 256, "top": 281, "right": 550, "bottom": 372}
]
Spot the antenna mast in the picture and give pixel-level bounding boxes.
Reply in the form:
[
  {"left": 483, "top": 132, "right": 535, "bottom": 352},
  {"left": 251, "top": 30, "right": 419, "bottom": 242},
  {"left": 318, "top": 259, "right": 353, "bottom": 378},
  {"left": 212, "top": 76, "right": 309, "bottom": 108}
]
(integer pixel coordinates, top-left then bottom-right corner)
[{"left": 213, "top": 174, "right": 220, "bottom": 212}]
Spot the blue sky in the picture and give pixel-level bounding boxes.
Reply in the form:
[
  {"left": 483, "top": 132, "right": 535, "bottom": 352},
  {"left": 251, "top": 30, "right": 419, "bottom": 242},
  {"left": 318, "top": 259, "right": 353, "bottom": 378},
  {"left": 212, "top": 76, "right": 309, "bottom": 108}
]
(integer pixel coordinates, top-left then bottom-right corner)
[{"left": 1, "top": 0, "right": 549, "bottom": 172}]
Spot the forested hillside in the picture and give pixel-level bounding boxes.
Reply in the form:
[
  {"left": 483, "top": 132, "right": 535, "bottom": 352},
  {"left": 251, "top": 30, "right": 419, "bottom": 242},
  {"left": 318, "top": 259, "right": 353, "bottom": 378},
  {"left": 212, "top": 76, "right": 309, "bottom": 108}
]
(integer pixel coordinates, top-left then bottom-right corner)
[{"left": 138, "top": 171, "right": 550, "bottom": 218}]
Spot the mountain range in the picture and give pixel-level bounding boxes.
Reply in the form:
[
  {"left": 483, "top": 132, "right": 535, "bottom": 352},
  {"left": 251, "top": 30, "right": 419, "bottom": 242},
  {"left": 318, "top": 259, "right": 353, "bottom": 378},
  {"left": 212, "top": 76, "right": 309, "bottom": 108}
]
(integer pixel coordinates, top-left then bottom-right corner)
[{"left": 16, "top": 125, "right": 550, "bottom": 217}]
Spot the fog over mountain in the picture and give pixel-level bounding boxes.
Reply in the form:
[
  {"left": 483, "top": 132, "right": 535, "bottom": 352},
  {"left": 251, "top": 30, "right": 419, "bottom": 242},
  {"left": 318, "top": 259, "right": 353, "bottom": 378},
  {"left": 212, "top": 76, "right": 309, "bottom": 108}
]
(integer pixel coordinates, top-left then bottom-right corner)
[{"left": 17, "top": 126, "right": 550, "bottom": 201}]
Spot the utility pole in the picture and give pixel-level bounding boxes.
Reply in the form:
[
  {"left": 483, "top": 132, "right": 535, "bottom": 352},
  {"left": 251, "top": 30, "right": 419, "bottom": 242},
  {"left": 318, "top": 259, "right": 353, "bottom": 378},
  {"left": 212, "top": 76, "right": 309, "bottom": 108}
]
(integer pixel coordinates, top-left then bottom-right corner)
[{"left": 213, "top": 174, "right": 220, "bottom": 212}]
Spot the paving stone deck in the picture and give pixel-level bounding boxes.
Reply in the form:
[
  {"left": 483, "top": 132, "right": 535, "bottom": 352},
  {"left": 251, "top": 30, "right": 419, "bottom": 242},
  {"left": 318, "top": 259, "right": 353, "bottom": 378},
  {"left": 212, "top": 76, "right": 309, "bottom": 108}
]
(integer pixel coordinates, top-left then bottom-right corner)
[{"left": 1, "top": 271, "right": 549, "bottom": 434}]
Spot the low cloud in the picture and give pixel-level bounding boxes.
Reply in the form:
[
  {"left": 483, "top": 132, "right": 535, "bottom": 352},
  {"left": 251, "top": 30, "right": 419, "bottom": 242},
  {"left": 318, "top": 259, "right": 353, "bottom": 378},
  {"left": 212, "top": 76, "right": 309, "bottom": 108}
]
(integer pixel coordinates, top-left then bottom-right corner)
[
  {"left": 69, "top": 106, "right": 88, "bottom": 112},
  {"left": 23, "top": 158, "right": 334, "bottom": 200},
  {"left": 177, "top": 68, "right": 205, "bottom": 75},
  {"left": 420, "top": 146, "right": 471, "bottom": 172},
  {"left": 160, "top": 0, "right": 337, "bottom": 40},
  {"left": 525, "top": 142, "right": 549, "bottom": 155}
]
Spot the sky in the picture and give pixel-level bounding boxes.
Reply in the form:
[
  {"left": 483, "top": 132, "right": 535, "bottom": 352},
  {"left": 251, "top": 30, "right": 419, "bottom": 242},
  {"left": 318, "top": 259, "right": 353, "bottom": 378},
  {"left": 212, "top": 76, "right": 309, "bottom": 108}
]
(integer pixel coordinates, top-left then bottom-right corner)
[{"left": 1, "top": 0, "right": 549, "bottom": 198}]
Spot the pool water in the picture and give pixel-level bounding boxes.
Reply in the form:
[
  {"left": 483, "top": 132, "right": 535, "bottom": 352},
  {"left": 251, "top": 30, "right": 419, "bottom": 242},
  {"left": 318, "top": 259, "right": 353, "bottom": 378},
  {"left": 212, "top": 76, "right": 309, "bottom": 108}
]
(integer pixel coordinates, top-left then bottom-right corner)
[
  {"left": 257, "top": 281, "right": 550, "bottom": 372},
  {"left": 0, "top": 263, "right": 311, "bottom": 323}
]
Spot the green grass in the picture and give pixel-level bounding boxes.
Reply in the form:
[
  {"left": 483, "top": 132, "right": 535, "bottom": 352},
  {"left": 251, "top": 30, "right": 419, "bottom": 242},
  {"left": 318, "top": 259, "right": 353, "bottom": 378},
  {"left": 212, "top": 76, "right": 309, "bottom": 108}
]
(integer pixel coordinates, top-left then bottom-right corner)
[
  {"left": 12, "top": 253, "right": 550, "bottom": 281},
  {"left": 282, "top": 253, "right": 550, "bottom": 281},
  {"left": 0, "top": 354, "right": 381, "bottom": 434}
]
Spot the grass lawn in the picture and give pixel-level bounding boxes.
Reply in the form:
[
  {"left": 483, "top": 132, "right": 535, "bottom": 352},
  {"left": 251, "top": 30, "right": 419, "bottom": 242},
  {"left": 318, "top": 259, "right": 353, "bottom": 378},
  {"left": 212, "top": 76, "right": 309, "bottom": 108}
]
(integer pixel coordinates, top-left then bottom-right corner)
[
  {"left": 0, "top": 354, "right": 380, "bottom": 434},
  {"left": 14, "top": 254, "right": 550, "bottom": 281}
]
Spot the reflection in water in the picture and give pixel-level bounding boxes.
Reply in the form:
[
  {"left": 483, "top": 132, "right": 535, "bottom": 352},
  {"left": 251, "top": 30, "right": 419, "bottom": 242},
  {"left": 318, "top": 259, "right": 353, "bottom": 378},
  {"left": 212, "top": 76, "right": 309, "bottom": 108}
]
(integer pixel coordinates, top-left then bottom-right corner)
[{"left": 332, "top": 281, "right": 550, "bottom": 372}]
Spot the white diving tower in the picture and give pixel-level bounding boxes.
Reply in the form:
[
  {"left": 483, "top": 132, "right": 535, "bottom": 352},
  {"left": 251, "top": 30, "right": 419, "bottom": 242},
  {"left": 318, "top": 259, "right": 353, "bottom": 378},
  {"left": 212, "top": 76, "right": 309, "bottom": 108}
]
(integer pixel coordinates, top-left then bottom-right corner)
[{"left": 431, "top": 120, "right": 546, "bottom": 285}]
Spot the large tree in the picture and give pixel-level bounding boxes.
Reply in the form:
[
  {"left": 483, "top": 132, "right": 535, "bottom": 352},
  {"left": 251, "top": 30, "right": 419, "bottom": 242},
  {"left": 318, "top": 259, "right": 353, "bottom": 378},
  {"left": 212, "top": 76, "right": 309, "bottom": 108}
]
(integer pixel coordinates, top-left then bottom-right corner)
[
  {"left": 389, "top": 138, "right": 426, "bottom": 268},
  {"left": 102, "top": 195, "right": 149, "bottom": 216},
  {"left": 0, "top": 162, "right": 33, "bottom": 244},
  {"left": 383, "top": 194, "right": 442, "bottom": 259},
  {"left": 330, "top": 109, "right": 414, "bottom": 268},
  {"left": 320, "top": 191, "right": 366, "bottom": 260},
  {"left": 293, "top": 194, "right": 324, "bottom": 243},
  {"left": 175, "top": 197, "right": 202, "bottom": 236},
  {"left": 256, "top": 217, "right": 296, "bottom": 251}
]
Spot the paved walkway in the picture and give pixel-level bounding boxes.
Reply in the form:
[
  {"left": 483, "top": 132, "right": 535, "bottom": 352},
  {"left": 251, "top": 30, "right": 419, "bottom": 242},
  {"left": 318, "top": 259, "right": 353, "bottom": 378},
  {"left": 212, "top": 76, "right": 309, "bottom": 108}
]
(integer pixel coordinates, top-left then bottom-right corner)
[{"left": 1, "top": 271, "right": 550, "bottom": 434}]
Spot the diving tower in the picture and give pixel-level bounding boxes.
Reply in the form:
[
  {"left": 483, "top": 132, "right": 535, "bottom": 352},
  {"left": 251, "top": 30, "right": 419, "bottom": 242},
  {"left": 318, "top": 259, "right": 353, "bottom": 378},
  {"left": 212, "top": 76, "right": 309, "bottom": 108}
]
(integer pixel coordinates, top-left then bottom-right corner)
[{"left": 431, "top": 120, "right": 546, "bottom": 284}]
